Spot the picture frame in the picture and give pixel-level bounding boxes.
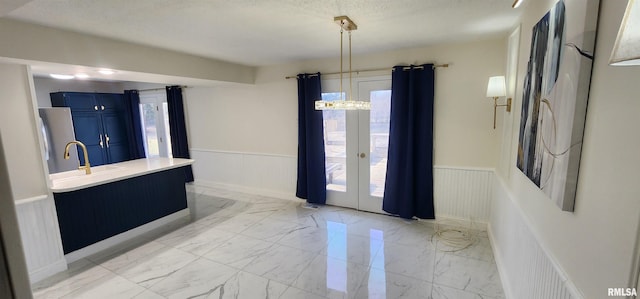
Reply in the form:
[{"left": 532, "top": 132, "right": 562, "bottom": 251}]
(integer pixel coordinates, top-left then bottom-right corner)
[{"left": 517, "top": 0, "right": 600, "bottom": 211}]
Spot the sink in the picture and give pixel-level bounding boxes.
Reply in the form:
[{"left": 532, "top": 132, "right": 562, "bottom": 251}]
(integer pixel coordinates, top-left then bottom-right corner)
[{"left": 50, "top": 165, "right": 123, "bottom": 182}]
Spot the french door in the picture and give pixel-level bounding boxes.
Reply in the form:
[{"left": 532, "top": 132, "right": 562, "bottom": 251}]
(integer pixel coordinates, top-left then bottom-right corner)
[
  {"left": 139, "top": 91, "right": 172, "bottom": 158},
  {"left": 322, "top": 76, "right": 392, "bottom": 213}
]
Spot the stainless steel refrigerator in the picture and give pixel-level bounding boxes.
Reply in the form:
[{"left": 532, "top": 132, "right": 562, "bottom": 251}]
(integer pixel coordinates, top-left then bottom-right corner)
[{"left": 38, "top": 107, "right": 79, "bottom": 174}]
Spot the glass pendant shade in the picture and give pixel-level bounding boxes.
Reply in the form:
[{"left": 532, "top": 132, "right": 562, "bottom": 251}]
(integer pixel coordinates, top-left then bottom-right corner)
[{"left": 315, "top": 100, "right": 371, "bottom": 110}]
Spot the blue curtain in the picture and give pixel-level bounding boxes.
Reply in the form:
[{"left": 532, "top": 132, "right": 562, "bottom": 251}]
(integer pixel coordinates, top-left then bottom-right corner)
[
  {"left": 296, "top": 73, "right": 327, "bottom": 204},
  {"left": 123, "top": 90, "right": 145, "bottom": 159},
  {"left": 382, "top": 64, "right": 435, "bottom": 219},
  {"left": 166, "top": 86, "right": 194, "bottom": 182}
]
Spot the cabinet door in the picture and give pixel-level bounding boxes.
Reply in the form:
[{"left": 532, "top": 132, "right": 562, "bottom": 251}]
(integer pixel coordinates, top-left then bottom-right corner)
[
  {"left": 98, "top": 93, "right": 125, "bottom": 112},
  {"left": 63, "top": 93, "right": 99, "bottom": 112},
  {"left": 51, "top": 92, "right": 132, "bottom": 165},
  {"left": 71, "top": 113, "right": 107, "bottom": 166},
  {"left": 102, "top": 113, "right": 131, "bottom": 163}
]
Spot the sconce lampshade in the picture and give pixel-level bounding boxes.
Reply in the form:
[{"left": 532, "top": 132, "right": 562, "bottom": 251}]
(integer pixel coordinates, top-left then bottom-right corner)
[
  {"left": 486, "top": 76, "right": 507, "bottom": 98},
  {"left": 610, "top": 0, "right": 640, "bottom": 66}
]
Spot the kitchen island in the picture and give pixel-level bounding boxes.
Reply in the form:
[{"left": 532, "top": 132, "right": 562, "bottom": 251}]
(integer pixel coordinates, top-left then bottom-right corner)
[{"left": 50, "top": 158, "right": 194, "bottom": 261}]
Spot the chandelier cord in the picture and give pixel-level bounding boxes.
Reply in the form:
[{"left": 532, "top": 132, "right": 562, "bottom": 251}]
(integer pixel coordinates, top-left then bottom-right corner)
[
  {"left": 312, "top": 16, "right": 372, "bottom": 110},
  {"left": 340, "top": 25, "right": 344, "bottom": 101},
  {"left": 349, "top": 30, "right": 353, "bottom": 102}
]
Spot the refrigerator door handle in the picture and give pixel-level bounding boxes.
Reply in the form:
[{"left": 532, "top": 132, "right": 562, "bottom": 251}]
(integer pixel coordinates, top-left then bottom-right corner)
[{"left": 99, "top": 134, "right": 104, "bottom": 148}]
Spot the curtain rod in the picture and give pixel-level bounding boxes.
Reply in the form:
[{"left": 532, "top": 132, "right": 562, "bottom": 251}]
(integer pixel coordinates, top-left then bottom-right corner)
[
  {"left": 136, "top": 85, "right": 189, "bottom": 92},
  {"left": 284, "top": 64, "right": 449, "bottom": 79}
]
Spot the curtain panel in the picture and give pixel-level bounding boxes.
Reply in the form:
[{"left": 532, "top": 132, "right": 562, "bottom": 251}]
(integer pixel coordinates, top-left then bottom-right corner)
[
  {"left": 123, "top": 90, "right": 146, "bottom": 159},
  {"left": 296, "top": 73, "right": 327, "bottom": 205},
  {"left": 166, "top": 86, "right": 194, "bottom": 182},
  {"left": 382, "top": 64, "right": 435, "bottom": 219}
]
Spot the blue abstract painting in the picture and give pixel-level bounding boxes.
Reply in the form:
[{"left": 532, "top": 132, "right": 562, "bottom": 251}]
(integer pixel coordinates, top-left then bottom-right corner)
[{"left": 517, "top": 0, "right": 600, "bottom": 211}]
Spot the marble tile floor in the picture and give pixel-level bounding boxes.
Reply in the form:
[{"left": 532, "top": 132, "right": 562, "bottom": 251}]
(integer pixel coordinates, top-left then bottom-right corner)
[{"left": 32, "top": 186, "right": 505, "bottom": 299}]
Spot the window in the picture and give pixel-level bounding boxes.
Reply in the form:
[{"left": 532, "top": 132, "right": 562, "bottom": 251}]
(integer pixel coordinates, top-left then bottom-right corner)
[{"left": 139, "top": 91, "right": 172, "bottom": 158}]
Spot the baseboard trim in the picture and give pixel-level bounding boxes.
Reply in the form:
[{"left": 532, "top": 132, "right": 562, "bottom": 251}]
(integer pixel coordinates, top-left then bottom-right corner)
[
  {"left": 64, "top": 209, "right": 190, "bottom": 263},
  {"left": 28, "top": 258, "right": 67, "bottom": 284}
]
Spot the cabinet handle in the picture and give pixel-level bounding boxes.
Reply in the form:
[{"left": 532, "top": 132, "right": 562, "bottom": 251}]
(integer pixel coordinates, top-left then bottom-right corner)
[
  {"left": 105, "top": 134, "right": 110, "bottom": 148},
  {"left": 94, "top": 105, "right": 98, "bottom": 111},
  {"left": 101, "top": 105, "right": 105, "bottom": 110},
  {"left": 99, "top": 134, "right": 104, "bottom": 148}
]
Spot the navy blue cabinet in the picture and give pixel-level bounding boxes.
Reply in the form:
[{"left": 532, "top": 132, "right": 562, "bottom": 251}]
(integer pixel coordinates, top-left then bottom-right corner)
[
  {"left": 53, "top": 168, "right": 189, "bottom": 254},
  {"left": 71, "top": 112, "right": 108, "bottom": 166},
  {"left": 51, "top": 92, "right": 132, "bottom": 166}
]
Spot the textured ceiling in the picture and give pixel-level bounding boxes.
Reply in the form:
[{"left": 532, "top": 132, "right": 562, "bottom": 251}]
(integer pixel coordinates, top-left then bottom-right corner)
[{"left": 5, "top": 0, "right": 522, "bottom": 67}]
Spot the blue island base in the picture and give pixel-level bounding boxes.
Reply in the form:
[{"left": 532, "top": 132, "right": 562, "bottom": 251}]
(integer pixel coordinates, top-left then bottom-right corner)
[{"left": 53, "top": 167, "right": 189, "bottom": 255}]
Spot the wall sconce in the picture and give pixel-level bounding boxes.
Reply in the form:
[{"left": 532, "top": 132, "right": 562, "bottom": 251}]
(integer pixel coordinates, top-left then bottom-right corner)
[
  {"left": 486, "top": 76, "right": 512, "bottom": 129},
  {"left": 610, "top": 0, "right": 639, "bottom": 66}
]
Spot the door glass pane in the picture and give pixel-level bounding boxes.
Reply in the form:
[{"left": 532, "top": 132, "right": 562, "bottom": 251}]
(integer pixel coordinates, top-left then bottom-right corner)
[
  {"left": 322, "top": 92, "right": 347, "bottom": 192},
  {"left": 369, "top": 90, "right": 391, "bottom": 197},
  {"left": 140, "top": 103, "right": 159, "bottom": 157}
]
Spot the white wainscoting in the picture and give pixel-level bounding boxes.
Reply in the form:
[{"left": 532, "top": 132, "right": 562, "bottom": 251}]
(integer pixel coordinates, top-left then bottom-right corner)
[
  {"left": 190, "top": 148, "right": 298, "bottom": 200},
  {"left": 433, "top": 166, "right": 494, "bottom": 225},
  {"left": 191, "top": 149, "right": 495, "bottom": 224},
  {"left": 489, "top": 177, "right": 581, "bottom": 299},
  {"left": 15, "top": 195, "right": 67, "bottom": 283}
]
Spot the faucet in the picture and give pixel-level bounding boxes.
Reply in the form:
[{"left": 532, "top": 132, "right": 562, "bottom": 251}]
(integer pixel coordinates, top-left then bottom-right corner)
[{"left": 64, "top": 141, "right": 91, "bottom": 175}]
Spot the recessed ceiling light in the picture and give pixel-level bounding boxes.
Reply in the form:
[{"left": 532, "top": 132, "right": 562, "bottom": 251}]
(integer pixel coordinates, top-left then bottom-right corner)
[
  {"left": 75, "top": 73, "right": 90, "bottom": 79},
  {"left": 98, "top": 69, "right": 115, "bottom": 75},
  {"left": 50, "top": 74, "right": 74, "bottom": 79}
]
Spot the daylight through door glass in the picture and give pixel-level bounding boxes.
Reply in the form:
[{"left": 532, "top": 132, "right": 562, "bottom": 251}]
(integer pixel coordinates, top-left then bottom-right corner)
[
  {"left": 322, "top": 92, "right": 347, "bottom": 192},
  {"left": 369, "top": 90, "right": 391, "bottom": 197}
]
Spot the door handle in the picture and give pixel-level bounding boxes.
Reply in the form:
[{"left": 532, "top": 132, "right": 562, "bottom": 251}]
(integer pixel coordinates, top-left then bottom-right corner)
[
  {"left": 99, "top": 134, "right": 104, "bottom": 148},
  {"left": 105, "top": 134, "right": 110, "bottom": 148},
  {"left": 359, "top": 152, "right": 366, "bottom": 158}
]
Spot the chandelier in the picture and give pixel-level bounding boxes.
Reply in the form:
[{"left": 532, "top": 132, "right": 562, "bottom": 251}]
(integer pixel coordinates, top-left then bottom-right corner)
[{"left": 315, "top": 16, "right": 371, "bottom": 110}]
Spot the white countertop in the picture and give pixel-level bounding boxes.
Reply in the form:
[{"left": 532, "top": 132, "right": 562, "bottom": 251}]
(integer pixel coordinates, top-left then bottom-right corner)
[{"left": 49, "top": 158, "right": 194, "bottom": 193}]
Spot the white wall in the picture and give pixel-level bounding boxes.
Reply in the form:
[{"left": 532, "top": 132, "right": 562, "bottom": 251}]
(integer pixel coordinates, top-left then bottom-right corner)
[
  {"left": 185, "top": 82, "right": 297, "bottom": 155},
  {"left": 188, "top": 38, "right": 506, "bottom": 162},
  {"left": 33, "top": 77, "right": 127, "bottom": 107},
  {"left": 32, "top": 77, "right": 168, "bottom": 108},
  {"left": 0, "top": 63, "right": 67, "bottom": 283},
  {"left": 489, "top": 1, "right": 640, "bottom": 298},
  {"left": 185, "top": 38, "right": 507, "bottom": 196},
  {"left": 0, "top": 64, "right": 49, "bottom": 200},
  {"left": 0, "top": 133, "right": 33, "bottom": 299}
]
